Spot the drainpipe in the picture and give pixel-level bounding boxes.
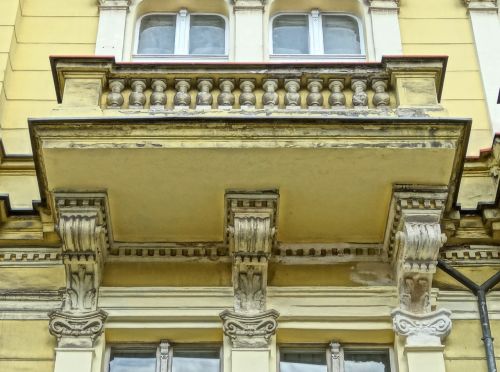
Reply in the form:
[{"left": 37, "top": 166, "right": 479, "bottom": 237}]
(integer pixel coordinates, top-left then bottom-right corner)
[{"left": 437, "top": 259, "right": 500, "bottom": 372}]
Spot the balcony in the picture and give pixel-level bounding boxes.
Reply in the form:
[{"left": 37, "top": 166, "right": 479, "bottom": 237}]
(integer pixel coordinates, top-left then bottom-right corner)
[{"left": 28, "top": 56, "right": 470, "bottom": 263}]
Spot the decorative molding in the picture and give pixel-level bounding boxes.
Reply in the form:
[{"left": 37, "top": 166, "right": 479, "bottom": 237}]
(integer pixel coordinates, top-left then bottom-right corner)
[
  {"left": 463, "top": 0, "right": 498, "bottom": 9},
  {"left": 98, "top": 0, "right": 131, "bottom": 11},
  {"left": 437, "top": 290, "right": 500, "bottom": 320},
  {"left": 385, "top": 186, "right": 448, "bottom": 313},
  {"left": 48, "top": 309, "right": 107, "bottom": 346},
  {"left": 392, "top": 308, "right": 452, "bottom": 343},
  {"left": 0, "top": 290, "right": 62, "bottom": 320},
  {"left": 220, "top": 309, "right": 279, "bottom": 348},
  {"left": 234, "top": 255, "right": 267, "bottom": 313},
  {"left": 440, "top": 246, "right": 500, "bottom": 266},
  {"left": 226, "top": 191, "right": 278, "bottom": 255},
  {"left": 0, "top": 247, "right": 62, "bottom": 266}
]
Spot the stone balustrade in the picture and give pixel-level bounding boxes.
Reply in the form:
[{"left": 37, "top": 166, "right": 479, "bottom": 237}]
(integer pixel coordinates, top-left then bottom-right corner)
[{"left": 51, "top": 56, "right": 447, "bottom": 115}]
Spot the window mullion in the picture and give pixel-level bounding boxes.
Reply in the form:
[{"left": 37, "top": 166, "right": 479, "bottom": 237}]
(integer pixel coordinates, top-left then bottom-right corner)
[
  {"left": 310, "top": 9, "right": 322, "bottom": 54},
  {"left": 174, "top": 8, "right": 189, "bottom": 55},
  {"left": 157, "top": 340, "right": 170, "bottom": 372},
  {"left": 330, "top": 342, "right": 344, "bottom": 372}
]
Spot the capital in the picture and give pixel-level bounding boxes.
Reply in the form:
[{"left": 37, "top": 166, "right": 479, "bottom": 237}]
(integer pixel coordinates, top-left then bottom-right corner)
[
  {"left": 220, "top": 309, "right": 279, "bottom": 348},
  {"left": 392, "top": 308, "right": 452, "bottom": 346},
  {"left": 49, "top": 309, "right": 108, "bottom": 347}
]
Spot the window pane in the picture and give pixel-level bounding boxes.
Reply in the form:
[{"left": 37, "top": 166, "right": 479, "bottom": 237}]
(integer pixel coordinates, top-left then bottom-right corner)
[
  {"left": 273, "top": 15, "right": 309, "bottom": 54},
  {"left": 280, "top": 349, "right": 327, "bottom": 372},
  {"left": 322, "top": 16, "right": 361, "bottom": 54},
  {"left": 172, "top": 347, "right": 220, "bottom": 372},
  {"left": 138, "top": 15, "right": 176, "bottom": 54},
  {"left": 109, "top": 350, "right": 157, "bottom": 372},
  {"left": 189, "top": 15, "right": 225, "bottom": 55},
  {"left": 344, "top": 350, "right": 391, "bottom": 372}
]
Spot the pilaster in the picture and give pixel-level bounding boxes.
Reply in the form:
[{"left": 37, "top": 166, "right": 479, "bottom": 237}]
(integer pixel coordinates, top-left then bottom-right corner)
[
  {"left": 232, "top": 1, "right": 266, "bottom": 61},
  {"left": 221, "top": 191, "right": 279, "bottom": 372},
  {"left": 463, "top": 0, "right": 500, "bottom": 134},
  {"left": 368, "top": 0, "right": 403, "bottom": 60},
  {"left": 385, "top": 186, "right": 452, "bottom": 372},
  {"left": 95, "top": 0, "right": 131, "bottom": 61},
  {"left": 49, "top": 194, "right": 111, "bottom": 372}
]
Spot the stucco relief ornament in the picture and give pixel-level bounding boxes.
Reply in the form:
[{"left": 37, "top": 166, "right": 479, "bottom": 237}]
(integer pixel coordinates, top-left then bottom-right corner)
[
  {"left": 220, "top": 309, "right": 279, "bottom": 348},
  {"left": 392, "top": 308, "right": 452, "bottom": 343},
  {"left": 234, "top": 262, "right": 266, "bottom": 313},
  {"left": 48, "top": 309, "right": 107, "bottom": 345},
  {"left": 351, "top": 80, "right": 368, "bottom": 107}
]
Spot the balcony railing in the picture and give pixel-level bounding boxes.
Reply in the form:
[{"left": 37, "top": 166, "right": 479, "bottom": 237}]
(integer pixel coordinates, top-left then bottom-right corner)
[{"left": 50, "top": 56, "right": 447, "bottom": 115}]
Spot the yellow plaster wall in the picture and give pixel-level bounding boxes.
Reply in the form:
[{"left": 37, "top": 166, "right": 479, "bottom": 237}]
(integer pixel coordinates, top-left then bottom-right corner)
[
  {"left": 444, "top": 319, "right": 500, "bottom": 372},
  {"left": 0, "top": 320, "right": 55, "bottom": 372},
  {"left": 399, "top": 0, "right": 492, "bottom": 156},
  {"left": 0, "top": 0, "right": 97, "bottom": 155}
]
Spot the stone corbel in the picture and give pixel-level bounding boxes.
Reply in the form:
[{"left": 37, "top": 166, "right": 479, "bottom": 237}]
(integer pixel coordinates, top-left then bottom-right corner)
[
  {"left": 220, "top": 309, "right": 279, "bottom": 348},
  {"left": 384, "top": 186, "right": 448, "bottom": 313},
  {"left": 222, "top": 191, "right": 280, "bottom": 347},
  {"left": 49, "top": 193, "right": 110, "bottom": 347}
]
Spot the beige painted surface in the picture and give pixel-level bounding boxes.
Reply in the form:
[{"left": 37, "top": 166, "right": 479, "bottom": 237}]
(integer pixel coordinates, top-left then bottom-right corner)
[
  {"left": 400, "top": 0, "right": 492, "bottom": 155},
  {"left": 0, "top": 266, "right": 65, "bottom": 290},
  {"left": 0, "top": 320, "right": 55, "bottom": 372},
  {"left": 42, "top": 146, "right": 456, "bottom": 243}
]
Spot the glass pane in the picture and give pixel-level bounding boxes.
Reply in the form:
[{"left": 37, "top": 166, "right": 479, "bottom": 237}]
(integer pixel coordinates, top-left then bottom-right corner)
[
  {"left": 273, "top": 15, "right": 309, "bottom": 54},
  {"left": 109, "top": 349, "right": 157, "bottom": 372},
  {"left": 279, "top": 349, "right": 327, "bottom": 372},
  {"left": 189, "top": 15, "right": 226, "bottom": 55},
  {"left": 138, "top": 14, "right": 176, "bottom": 54},
  {"left": 344, "top": 350, "right": 391, "bottom": 372},
  {"left": 172, "top": 347, "right": 220, "bottom": 372},
  {"left": 322, "top": 15, "right": 361, "bottom": 54}
]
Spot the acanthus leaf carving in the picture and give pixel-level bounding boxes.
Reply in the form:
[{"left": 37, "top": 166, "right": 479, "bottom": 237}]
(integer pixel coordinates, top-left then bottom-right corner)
[{"left": 234, "top": 255, "right": 267, "bottom": 313}]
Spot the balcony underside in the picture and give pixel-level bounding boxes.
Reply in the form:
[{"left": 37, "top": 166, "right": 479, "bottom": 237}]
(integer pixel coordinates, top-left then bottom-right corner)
[{"left": 30, "top": 116, "right": 469, "bottom": 255}]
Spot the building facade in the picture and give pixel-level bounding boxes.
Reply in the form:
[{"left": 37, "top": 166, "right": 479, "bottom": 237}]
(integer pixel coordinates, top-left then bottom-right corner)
[{"left": 0, "top": 1, "right": 499, "bottom": 372}]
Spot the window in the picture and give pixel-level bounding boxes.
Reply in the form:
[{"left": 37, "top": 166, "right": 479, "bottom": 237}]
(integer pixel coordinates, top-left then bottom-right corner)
[
  {"left": 135, "top": 10, "right": 227, "bottom": 58},
  {"left": 271, "top": 10, "right": 364, "bottom": 59},
  {"left": 107, "top": 341, "right": 221, "bottom": 372},
  {"left": 278, "top": 345, "right": 392, "bottom": 372}
]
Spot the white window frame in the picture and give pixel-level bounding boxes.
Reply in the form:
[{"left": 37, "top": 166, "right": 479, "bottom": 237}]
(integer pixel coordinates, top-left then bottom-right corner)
[
  {"left": 133, "top": 9, "right": 229, "bottom": 61},
  {"left": 269, "top": 10, "right": 366, "bottom": 61},
  {"left": 277, "top": 343, "right": 395, "bottom": 372},
  {"left": 104, "top": 341, "right": 223, "bottom": 372}
]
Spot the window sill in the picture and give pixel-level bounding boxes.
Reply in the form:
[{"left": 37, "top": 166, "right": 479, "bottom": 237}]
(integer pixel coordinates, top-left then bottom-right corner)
[
  {"left": 269, "top": 54, "right": 366, "bottom": 63},
  {"left": 132, "top": 54, "right": 229, "bottom": 62}
]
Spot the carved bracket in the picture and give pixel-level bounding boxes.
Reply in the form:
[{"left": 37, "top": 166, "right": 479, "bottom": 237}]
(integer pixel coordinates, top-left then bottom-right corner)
[
  {"left": 234, "top": 255, "right": 268, "bottom": 313},
  {"left": 55, "top": 193, "right": 110, "bottom": 315},
  {"left": 220, "top": 309, "right": 279, "bottom": 348},
  {"left": 392, "top": 308, "right": 452, "bottom": 345},
  {"left": 226, "top": 192, "right": 278, "bottom": 255},
  {"left": 384, "top": 186, "right": 448, "bottom": 313},
  {"left": 48, "top": 309, "right": 107, "bottom": 347}
]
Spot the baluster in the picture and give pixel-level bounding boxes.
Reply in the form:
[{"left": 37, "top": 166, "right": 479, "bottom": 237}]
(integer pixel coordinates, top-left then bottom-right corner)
[
  {"left": 328, "top": 79, "right": 346, "bottom": 107},
  {"left": 217, "top": 80, "right": 235, "bottom": 109},
  {"left": 196, "top": 79, "right": 213, "bottom": 110},
  {"left": 239, "top": 80, "right": 256, "bottom": 109},
  {"left": 372, "top": 80, "right": 390, "bottom": 108},
  {"left": 174, "top": 80, "right": 191, "bottom": 109},
  {"left": 262, "top": 79, "right": 279, "bottom": 108},
  {"left": 351, "top": 79, "right": 368, "bottom": 108},
  {"left": 307, "top": 80, "right": 324, "bottom": 109},
  {"left": 150, "top": 79, "right": 167, "bottom": 109},
  {"left": 284, "top": 79, "right": 301, "bottom": 109},
  {"left": 106, "top": 79, "right": 125, "bottom": 108},
  {"left": 129, "top": 79, "right": 147, "bottom": 109}
]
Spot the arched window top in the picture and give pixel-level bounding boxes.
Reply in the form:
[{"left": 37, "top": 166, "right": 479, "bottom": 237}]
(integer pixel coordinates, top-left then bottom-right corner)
[
  {"left": 135, "top": 10, "right": 228, "bottom": 58},
  {"left": 270, "top": 10, "right": 364, "bottom": 59}
]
